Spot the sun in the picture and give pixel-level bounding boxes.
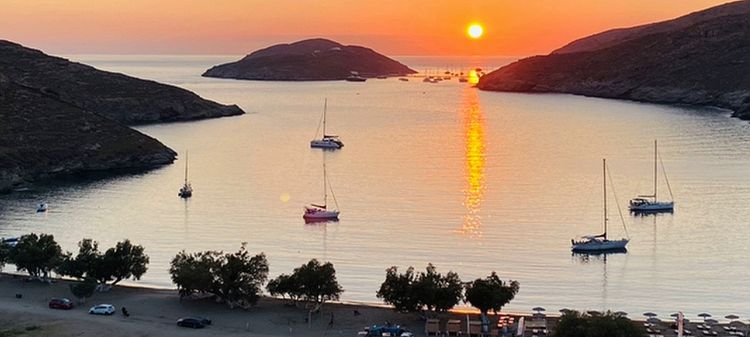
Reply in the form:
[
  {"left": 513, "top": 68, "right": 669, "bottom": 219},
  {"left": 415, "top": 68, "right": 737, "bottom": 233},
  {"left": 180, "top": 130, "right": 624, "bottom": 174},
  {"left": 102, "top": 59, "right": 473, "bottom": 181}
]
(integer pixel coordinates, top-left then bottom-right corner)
[{"left": 467, "top": 23, "right": 484, "bottom": 39}]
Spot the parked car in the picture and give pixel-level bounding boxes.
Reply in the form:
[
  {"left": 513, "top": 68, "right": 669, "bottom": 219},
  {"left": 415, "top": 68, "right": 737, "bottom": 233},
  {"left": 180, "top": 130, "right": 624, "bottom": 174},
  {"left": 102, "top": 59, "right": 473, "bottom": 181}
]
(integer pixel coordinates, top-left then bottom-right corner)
[
  {"left": 48, "top": 298, "right": 74, "bottom": 310},
  {"left": 89, "top": 304, "right": 115, "bottom": 315},
  {"left": 176, "top": 317, "right": 210, "bottom": 328}
]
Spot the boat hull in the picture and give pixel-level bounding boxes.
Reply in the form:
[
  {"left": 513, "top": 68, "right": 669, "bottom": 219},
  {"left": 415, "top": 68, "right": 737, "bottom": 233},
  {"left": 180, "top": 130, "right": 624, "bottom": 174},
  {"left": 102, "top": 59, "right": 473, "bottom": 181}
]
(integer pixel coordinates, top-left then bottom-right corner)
[
  {"left": 571, "top": 239, "right": 629, "bottom": 253},
  {"left": 310, "top": 140, "right": 343, "bottom": 149},
  {"left": 303, "top": 210, "right": 339, "bottom": 221},
  {"left": 629, "top": 201, "right": 673, "bottom": 212}
]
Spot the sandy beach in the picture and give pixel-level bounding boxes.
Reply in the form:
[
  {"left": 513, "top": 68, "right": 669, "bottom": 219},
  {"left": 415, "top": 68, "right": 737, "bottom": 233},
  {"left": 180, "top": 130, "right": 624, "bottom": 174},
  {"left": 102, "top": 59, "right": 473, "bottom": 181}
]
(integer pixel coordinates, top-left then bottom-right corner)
[{"left": 0, "top": 274, "right": 424, "bottom": 337}]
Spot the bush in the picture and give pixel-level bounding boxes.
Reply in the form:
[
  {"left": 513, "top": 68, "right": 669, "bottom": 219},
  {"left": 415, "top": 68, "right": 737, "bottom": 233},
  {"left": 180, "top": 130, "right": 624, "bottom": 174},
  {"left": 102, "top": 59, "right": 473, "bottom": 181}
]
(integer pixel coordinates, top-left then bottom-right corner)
[{"left": 554, "top": 310, "right": 645, "bottom": 337}]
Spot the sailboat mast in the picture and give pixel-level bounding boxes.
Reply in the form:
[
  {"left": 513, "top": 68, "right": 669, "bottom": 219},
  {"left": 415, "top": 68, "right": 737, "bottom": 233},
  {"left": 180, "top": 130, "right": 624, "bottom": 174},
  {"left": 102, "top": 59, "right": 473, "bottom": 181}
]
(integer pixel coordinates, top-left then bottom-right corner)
[
  {"left": 653, "top": 139, "right": 658, "bottom": 200},
  {"left": 603, "top": 158, "right": 608, "bottom": 240},
  {"left": 323, "top": 98, "right": 327, "bottom": 136},
  {"left": 323, "top": 157, "right": 328, "bottom": 207},
  {"left": 184, "top": 151, "right": 189, "bottom": 184}
]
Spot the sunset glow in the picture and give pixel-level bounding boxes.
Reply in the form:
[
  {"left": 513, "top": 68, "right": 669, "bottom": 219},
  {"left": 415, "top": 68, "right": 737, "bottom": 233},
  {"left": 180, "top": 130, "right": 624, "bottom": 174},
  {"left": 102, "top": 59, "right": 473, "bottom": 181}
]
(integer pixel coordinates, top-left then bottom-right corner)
[{"left": 0, "top": 1, "right": 732, "bottom": 55}]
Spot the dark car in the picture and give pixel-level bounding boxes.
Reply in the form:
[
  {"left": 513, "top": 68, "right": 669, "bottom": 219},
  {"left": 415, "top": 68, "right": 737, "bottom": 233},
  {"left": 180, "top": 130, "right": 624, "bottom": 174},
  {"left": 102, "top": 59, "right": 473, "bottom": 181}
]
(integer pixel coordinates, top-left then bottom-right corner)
[
  {"left": 177, "top": 317, "right": 211, "bottom": 329},
  {"left": 48, "top": 298, "right": 74, "bottom": 310}
]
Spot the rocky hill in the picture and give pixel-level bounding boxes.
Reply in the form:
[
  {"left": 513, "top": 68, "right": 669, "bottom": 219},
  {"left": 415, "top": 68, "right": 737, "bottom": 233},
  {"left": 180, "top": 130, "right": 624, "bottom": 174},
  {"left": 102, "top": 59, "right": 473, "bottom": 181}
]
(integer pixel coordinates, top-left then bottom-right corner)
[
  {"left": 553, "top": 0, "right": 750, "bottom": 54},
  {"left": 478, "top": 6, "right": 750, "bottom": 120},
  {"left": 0, "top": 73, "right": 176, "bottom": 192},
  {"left": 0, "top": 40, "right": 244, "bottom": 125},
  {"left": 203, "top": 38, "right": 416, "bottom": 81}
]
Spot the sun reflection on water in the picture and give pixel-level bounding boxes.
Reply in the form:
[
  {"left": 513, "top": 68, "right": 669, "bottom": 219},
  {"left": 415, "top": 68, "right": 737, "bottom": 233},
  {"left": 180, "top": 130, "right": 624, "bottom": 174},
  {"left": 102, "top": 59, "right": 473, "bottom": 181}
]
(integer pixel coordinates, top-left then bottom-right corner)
[{"left": 460, "top": 87, "right": 486, "bottom": 238}]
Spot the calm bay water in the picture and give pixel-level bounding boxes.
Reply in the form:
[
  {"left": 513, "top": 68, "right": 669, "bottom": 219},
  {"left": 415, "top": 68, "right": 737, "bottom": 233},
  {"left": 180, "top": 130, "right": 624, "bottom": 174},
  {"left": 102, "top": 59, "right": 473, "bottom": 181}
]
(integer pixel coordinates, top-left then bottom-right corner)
[{"left": 1, "top": 55, "right": 749, "bottom": 319}]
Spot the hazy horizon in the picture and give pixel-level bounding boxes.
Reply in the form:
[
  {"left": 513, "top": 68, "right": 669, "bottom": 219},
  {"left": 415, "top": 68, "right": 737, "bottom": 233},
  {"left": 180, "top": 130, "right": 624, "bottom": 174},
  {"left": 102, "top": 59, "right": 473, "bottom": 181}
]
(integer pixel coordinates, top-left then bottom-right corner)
[{"left": 2, "top": 0, "right": 730, "bottom": 56}]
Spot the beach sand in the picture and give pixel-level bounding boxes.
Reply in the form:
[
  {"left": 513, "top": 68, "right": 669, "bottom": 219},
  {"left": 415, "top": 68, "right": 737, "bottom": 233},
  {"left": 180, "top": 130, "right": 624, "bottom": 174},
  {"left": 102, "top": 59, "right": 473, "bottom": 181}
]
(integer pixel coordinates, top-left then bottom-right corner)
[{"left": 0, "top": 274, "right": 423, "bottom": 337}]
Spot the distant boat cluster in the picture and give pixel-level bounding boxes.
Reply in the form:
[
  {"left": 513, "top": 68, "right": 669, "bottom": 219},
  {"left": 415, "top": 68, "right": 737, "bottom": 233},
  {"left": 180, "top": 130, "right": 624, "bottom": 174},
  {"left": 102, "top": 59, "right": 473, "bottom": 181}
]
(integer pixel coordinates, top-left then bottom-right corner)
[{"left": 572, "top": 140, "right": 674, "bottom": 254}]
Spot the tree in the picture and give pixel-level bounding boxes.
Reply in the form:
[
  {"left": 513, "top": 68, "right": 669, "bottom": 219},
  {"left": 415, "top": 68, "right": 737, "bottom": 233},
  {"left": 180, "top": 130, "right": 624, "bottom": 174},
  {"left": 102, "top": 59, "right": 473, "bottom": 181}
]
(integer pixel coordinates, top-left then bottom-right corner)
[
  {"left": 58, "top": 239, "right": 149, "bottom": 288},
  {"left": 377, "top": 264, "right": 463, "bottom": 315},
  {"left": 0, "top": 241, "right": 8, "bottom": 271},
  {"left": 169, "top": 244, "right": 269, "bottom": 308},
  {"left": 69, "top": 277, "right": 97, "bottom": 304},
  {"left": 377, "top": 266, "right": 421, "bottom": 312},
  {"left": 267, "top": 259, "right": 343, "bottom": 306},
  {"left": 554, "top": 310, "right": 646, "bottom": 337},
  {"left": 464, "top": 272, "right": 519, "bottom": 323},
  {"left": 8, "top": 233, "right": 62, "bottom": 280}
]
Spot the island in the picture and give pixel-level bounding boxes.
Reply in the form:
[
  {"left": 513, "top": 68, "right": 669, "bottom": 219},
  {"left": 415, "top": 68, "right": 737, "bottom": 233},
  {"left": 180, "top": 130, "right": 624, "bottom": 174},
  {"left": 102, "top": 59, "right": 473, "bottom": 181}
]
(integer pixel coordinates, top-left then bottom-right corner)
[
  {"left": 477, "top": 1, "right": 750, "bottom": 120},
  {"left": 0, "top": 40, "right": 245, "bottom": 192},
  {"left": 202, "top": 38, "right": 417, "bottom": 81}
]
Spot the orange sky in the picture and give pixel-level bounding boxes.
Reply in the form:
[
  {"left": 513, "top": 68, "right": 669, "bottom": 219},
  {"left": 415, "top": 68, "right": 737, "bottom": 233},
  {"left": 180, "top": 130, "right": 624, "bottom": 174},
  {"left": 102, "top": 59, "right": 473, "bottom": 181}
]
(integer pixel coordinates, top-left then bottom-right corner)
[{"left": 0, "top": 0, "right": 730, "bottom": 56}]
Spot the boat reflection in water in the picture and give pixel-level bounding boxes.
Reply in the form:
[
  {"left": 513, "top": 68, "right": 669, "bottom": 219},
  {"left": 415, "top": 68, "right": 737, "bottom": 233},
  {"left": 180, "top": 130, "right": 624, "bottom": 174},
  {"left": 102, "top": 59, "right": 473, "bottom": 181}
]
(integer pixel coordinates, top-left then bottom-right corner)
[{"left": 460, "top": 87, "right": 486, "bottom": 238}]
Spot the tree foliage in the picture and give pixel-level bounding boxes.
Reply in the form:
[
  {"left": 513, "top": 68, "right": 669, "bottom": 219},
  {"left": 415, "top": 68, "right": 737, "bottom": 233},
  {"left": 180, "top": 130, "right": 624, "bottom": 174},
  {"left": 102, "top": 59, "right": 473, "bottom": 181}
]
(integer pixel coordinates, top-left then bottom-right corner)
[
  {"left": 58, "top": 239, "right": 149, "bottom": 286},
  {"left": 8, "top": 233, "right": 62, "bottom": 280},
  {"left": 554, "top": 310, "right": 646, "bottom": 337},
  {"left": 0, "top": 241, "right": 8, "bottom": 271},
  {"left": 169, "top": 244, "right": 269, "bottom": 308},
  {"left": 464, "top": 272, "right": 519, "bottom": 317},
  {"left": 377, "top": 264, "right": 463, "bottom": 314},
  {"left": 267, "top": 259, "right": 343, "bottom": 305}
]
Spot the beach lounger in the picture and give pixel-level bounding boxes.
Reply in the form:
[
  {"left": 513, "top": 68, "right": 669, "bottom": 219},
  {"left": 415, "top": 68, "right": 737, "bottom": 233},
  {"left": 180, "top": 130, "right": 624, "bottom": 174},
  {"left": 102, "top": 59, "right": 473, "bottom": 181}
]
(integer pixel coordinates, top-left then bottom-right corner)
[
  {"left": 425, "top": 319, "right": 441, "bottom": 336},
  {"left": 447, "top": 319, "right": 461, "bottom": 336},
  {"left": 468, "top": 321, "right": 482, "bottom": 337}
]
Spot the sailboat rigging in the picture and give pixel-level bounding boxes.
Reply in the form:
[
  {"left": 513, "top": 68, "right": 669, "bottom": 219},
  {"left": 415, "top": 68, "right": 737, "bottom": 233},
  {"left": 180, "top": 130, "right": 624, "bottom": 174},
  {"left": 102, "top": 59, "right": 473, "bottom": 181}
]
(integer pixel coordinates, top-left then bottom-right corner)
[
  {"left": 178, "top": 151, "right": 193, "bottom": 198},
  {"left": 303, "top": 154, "right": 340, "bottom": 222},
  {"left": 571, "top": 159, "right": 629, "bottom": 253},
  {"left": 629, "top": 140, "right": 674, "bottom": 212},
  {"left": 310, "top": 99, "right": 344, "bottom": 149}
]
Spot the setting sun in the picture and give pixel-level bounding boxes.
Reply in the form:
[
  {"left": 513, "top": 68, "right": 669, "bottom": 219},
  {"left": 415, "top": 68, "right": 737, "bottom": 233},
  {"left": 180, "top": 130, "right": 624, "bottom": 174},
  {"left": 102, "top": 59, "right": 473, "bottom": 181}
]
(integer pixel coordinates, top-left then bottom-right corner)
[{"left": 467, "top": 23, "right": 484, "bottom": 39}]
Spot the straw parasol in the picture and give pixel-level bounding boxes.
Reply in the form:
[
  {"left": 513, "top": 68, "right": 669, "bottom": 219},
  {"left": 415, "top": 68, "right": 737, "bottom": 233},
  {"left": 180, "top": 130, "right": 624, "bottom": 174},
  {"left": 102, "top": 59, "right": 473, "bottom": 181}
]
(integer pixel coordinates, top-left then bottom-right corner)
[
  {"left": 725, "top": 315, "right": 740, "bottom": 321},
  {"left": 643, "top": 312, "right": 658, "bottom": 318},
  {"left": 614, "top": 311, "right": 628, "bottom": 317},
  {"left": 532, "top": 307, "right": 546, "bottom": 315},
  {"left": 698, "top": 313, "right": 712, "bottom": 321}
]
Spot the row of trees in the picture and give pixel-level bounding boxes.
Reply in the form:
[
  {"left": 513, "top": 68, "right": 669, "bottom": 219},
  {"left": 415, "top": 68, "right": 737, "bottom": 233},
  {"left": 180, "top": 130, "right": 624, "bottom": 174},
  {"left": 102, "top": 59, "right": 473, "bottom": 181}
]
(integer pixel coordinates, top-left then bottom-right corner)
[
  {"left": 0, "top": 233, "right": 149, "bottom": 301},
  {"left": 169, "top": 244, "right": 344, "bottom": 309},
  {"left": 377, "top": 264, "right": 520, "bottom": 322},
  {"left": 1, "top": 236, "right": 516, "bottom": 317}
]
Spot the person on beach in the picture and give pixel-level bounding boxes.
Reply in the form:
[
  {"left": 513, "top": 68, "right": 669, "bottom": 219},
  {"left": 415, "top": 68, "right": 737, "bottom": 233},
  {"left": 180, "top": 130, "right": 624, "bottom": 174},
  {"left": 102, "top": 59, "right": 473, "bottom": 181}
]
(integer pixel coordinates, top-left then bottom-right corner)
[
  {"left": 122, "top": 307, "right": 129, "bottom": 317},
  {"left": 328, "top": 312, "right": 334, "bottom": 327}
]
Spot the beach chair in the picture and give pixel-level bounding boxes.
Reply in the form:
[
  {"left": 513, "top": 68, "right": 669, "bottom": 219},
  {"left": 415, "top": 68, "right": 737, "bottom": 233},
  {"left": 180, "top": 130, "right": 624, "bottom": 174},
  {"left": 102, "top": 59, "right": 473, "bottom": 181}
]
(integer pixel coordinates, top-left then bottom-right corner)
[
  {"left": 468, "top": 321, "right": 482, "bottom": 337},
  {"left": 425, "top": 319, "right": 441, "bottom": 336},
  {"left": 447, "top": 319, "right": 462, "bottom": 336}
]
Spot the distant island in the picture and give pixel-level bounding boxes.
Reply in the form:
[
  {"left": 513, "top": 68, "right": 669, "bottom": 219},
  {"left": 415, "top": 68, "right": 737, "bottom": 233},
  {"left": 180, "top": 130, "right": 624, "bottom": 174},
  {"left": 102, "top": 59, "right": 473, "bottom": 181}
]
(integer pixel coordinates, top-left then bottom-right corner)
[
  {"left": 203, "top": 38, "right": 417, "bottom": 81},
  {"left": 477, "top": 0, "right": 750, "bottom": 121},
  {"left": 0, "top": 40, "right": 245, "bottom": 192}
]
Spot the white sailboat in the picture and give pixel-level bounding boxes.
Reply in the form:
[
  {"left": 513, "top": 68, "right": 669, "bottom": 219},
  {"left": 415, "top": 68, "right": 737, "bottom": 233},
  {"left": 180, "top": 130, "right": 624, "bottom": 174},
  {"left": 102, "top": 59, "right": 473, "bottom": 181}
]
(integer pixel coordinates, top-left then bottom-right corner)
[
  {"left": 310, "top": 99, "right": 344, "bottom": 149},
  {"left": 629, "top": 140, "right": 674, "bottom": 212},
  {"left": 303, "top": 156, "right": 340, "bottom": 222},
  {"left": 572, "top": 159, "right": 629, "bottom": 253},
  {"left": 178, "top": 151, "right": 193, "bottom": 198}
]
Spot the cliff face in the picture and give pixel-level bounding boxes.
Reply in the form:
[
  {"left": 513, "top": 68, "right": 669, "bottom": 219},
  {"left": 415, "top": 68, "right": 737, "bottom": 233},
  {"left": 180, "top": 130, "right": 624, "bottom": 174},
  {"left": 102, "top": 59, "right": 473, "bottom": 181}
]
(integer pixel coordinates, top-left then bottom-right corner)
[
  {"left": 0, "top": 73, "right": 176, "bottom": 192},
  {"left": 203, "top": 38, "right": 417, "bottom": 81},
  {"left": 478, "top": 11, "right": 750, "bottom": 120},
  {"left": 0, "top": 40, "right": 244, "bottom": 125}
]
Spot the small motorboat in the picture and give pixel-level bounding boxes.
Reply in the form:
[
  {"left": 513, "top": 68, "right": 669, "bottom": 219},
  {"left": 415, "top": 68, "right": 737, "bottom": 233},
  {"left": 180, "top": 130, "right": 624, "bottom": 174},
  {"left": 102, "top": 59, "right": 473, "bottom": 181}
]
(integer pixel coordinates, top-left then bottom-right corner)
[
  {"left": 36, "top": 203, "right": 48, "bottom": 212},
  {"left": 1, "top": 237, "right": 20, "bottom": 247},
  {"left": 345, "top": 71, "right": 367, "bottom": 82}
]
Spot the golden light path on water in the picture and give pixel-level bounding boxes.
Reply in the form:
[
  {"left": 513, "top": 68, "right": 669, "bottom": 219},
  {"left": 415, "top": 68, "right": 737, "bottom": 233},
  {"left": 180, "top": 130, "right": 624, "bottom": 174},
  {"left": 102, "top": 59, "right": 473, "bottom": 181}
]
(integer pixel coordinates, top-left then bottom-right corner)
[{"left": 460, "top": 86, "right": 486, "bottom": 238}]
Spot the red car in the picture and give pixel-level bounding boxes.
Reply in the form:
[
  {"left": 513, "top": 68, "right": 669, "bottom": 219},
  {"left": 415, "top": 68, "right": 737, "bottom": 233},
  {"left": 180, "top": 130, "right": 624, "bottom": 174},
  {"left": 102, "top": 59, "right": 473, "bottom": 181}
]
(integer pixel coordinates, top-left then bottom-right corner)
[{"left": 48, "top": 298, "right": 74, "bottom": 310}]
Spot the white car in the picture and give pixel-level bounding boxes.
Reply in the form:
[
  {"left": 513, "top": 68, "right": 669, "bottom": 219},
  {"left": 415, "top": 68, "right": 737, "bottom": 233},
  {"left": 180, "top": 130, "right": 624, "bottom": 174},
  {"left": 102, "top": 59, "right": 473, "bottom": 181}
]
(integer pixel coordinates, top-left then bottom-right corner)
[{"left": 88, "top": 304, "right": 115, "bottom": 315}]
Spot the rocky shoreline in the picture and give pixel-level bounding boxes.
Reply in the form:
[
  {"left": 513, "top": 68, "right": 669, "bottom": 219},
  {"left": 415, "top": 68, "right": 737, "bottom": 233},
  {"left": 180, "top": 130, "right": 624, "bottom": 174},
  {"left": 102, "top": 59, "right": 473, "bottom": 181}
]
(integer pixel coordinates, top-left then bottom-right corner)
[{"left": 0, "top": 40, "right": 245, "bottom": 192}]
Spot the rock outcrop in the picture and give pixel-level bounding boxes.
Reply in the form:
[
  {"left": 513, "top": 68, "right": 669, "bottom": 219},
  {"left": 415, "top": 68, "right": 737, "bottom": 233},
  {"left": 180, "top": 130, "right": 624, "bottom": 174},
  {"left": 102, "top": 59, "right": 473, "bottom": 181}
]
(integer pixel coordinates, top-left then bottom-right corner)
[
  {"left": 0, "top": 72, "right": 176, "bottom": 192},
  {"left": 203, "top": 38, "right": 416, "bottom": 81},
  {"left": 0, "top": 40, "right": 244, "bottom": 125},
  {"left": 478, "top": 4, "right": 750, "bottom": 120}
]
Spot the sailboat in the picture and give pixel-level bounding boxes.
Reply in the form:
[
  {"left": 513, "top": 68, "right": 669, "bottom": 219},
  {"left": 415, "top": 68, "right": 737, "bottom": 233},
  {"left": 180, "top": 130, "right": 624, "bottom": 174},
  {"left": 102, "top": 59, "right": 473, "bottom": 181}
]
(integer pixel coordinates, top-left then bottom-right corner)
[
  {"left": 303, "top": 156, "right": 340, "bottom": 222},
  {"left": 178, "top": 151, "right": 193, "bottom": 198},
  {"left": 310, "top": 99, "right": 344, "bottom": 149},
  {"left": 629, "top": 140, "right": 674, "bottom": 212},
  {"left": 571, "top": 159, "right": 629, "bottom": 253}
]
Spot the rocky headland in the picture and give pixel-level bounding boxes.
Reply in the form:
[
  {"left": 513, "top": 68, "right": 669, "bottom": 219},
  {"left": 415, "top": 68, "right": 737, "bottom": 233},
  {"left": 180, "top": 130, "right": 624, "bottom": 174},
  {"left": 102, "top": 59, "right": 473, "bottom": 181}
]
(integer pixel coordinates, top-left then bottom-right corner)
[
  {"left": 203, "top": 38, "right": 416, "bottom": 81},
  {"left": 0, "top": 40, "right": 245, "bottom": 192},
  {"left": 477, "top": 1, "right": 750, "bottom": 120}
]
